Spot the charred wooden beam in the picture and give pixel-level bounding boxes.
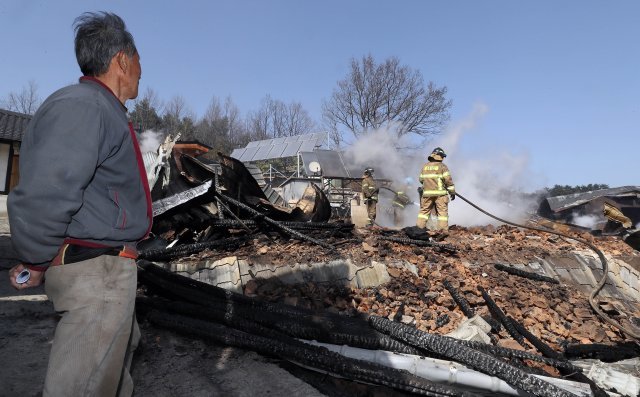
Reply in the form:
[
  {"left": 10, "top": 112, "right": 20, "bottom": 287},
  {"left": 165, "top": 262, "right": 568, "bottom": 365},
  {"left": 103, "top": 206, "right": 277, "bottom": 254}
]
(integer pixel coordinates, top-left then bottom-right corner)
[
  {"left": 564, "top": 341, "right": 640, "bottom": 362},
  {"left": 478, "top": 286, "right": 529, "bottom": 349},
  {"left": 494, "top": 263, "right": 559, "bottom": 284},
  {"left": 369, "top": 315, "right": 578, "bottom": 397},
  {"left": 146, "top": 310, "right": 482, "bottom": 397},
  {"left": 455, "top": 339, "right": 580, "bottom": 372},
  {"left": 442, "top": 280, "right": 474, "bottom": 318},
  {"left": 216, "top": 192, "right": 335, "bottom": 251},
  {"left": 137, "top": 261, "right": 420, "bottom": 355},
  {"left": 137, "top": 236, "right": 249, "bottom": 261},
  {"left": 208, "top": 219, "right": 353, "bottom": 231},
  {"left": 508, "top": 316, "right": 609, "bottom": 397},
  {"left": 377, "top": 236, "right": 457, "bottom": 254}
]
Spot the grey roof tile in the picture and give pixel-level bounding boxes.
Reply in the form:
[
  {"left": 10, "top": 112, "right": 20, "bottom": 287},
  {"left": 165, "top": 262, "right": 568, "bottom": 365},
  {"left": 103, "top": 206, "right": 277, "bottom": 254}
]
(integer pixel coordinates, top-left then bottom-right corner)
[{"left": 0, "top": 108, "right": 31, "bottom": 141}]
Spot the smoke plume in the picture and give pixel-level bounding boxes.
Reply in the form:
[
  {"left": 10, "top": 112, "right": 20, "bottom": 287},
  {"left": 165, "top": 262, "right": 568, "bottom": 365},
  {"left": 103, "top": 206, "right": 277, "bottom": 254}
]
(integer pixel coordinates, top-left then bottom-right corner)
[
  {"left": 344, "top": 103, "right": 543, "bottom": 228},
  {"left": 138, "top": 129, "right": 164, "bottom": 154}
]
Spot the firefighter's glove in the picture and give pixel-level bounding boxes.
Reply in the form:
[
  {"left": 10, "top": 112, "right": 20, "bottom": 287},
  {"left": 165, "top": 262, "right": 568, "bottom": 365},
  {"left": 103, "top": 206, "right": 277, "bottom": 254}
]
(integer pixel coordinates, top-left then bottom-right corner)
[
  {"left": 450, "top": 193, "right": 456, "bottom": 201},
  {"left": 417, "top": 187, "right": 423, "bottom": 197}
]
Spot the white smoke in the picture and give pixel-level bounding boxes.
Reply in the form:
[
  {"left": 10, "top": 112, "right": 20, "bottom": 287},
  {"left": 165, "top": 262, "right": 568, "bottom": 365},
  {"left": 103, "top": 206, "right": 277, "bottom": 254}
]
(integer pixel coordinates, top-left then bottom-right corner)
[
  {"left": 571, "top": 214, "right": 601, "bottom": 229},
  {"left": 138, "top": 129, "right": 164, "bottom": 154},
  {"left": 343, "top": 103, "right": 543, "bottom": 228}
]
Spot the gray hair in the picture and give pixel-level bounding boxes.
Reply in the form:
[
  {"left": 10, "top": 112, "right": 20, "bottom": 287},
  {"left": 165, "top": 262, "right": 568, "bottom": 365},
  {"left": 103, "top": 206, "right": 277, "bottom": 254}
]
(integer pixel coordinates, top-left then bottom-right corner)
[{"left": 73, "top": 12, "right": 137, "bottom": 76}]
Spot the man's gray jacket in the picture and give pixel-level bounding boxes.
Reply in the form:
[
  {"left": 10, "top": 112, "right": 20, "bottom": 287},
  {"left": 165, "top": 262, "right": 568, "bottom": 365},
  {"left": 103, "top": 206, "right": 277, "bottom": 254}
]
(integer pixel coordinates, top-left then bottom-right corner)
[{"left": 8, "top": 78, "right": 152, "bottom": 268}]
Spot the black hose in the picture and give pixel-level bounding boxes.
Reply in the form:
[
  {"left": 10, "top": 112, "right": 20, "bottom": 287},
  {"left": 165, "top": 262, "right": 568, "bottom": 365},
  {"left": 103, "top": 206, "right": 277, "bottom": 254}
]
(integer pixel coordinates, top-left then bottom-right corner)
[{"left": 456, "top": 191, "right": 640, "bottom": 340}]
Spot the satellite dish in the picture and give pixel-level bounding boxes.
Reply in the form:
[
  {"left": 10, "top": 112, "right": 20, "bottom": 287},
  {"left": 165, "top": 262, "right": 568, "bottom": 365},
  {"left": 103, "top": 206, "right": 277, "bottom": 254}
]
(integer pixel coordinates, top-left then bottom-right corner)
[{"left": 309, "top": 161, "right": 322, "bottom": 174}]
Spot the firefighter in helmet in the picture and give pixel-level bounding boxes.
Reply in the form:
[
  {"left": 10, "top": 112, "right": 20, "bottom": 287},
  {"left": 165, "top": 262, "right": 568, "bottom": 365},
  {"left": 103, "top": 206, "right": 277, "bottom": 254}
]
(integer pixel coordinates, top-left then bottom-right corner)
[
  {"left": 416, "top": 147, "right": 455, "bottom": 231},
  {"left": 361, "top": 167, "right": 378, "bottom": 226},
  {"left": 391, "top": 178, "right": 412, "bottom": 226}
]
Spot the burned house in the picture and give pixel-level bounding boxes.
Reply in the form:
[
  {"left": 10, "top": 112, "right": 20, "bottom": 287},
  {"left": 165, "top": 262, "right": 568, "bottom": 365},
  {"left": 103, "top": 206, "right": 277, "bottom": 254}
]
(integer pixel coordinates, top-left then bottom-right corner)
[
  {"left": 130, "top": 136, "right": 640, "bottom": 397},
  {"left": 0, "top": 108, "right": 30, "bottom": 194},
  {"left": 537, "top": 186, "right": 640, "bottom": 231}
]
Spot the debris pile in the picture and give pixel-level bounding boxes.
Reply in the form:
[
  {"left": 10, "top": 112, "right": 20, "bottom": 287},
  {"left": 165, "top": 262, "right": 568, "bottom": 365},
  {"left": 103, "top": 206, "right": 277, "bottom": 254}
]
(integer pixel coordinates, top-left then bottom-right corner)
[{"left": 137, "top": 146, "right": 640, "bottom": 396}]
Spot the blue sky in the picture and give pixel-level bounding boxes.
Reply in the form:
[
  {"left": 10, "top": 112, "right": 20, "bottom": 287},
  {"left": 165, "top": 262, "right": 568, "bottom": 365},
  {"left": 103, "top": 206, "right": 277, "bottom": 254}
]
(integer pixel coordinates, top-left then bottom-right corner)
[{"left": 1, "top": 0, "right": 638, "bottom": 191}]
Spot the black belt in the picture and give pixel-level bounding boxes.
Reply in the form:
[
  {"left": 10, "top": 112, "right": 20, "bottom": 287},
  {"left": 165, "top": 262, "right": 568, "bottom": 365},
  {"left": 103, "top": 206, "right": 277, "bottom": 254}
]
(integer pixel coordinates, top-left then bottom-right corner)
[{"left": 52, "top": 243, "right": 138, "bottom": 266}]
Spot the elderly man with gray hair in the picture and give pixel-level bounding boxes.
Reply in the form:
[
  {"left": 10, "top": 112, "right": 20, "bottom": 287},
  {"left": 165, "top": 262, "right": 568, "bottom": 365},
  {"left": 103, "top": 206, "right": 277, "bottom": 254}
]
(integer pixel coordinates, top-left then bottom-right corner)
[{"left": 8, "top": 12, "right": 151, "bottom": 396}]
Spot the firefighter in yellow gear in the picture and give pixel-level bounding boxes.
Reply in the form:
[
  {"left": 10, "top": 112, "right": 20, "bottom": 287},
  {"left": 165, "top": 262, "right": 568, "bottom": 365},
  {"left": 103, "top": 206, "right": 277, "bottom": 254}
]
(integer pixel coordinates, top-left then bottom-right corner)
[
  {"left": 391, "top": 183, "right": 412, "bottom": 226},
  {"left": 416, "top": 147, "right": 455, "bottom": 230},
  {"left": 361, "top": 167, "right": 378, "bottom": 226}
]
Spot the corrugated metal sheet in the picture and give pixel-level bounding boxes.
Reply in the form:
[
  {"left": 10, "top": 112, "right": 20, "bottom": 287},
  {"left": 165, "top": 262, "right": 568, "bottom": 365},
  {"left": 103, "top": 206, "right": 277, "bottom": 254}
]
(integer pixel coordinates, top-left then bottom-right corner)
[
  {"left": 244, "top": 163, "right": 287, "bottom": 207},
  {"left": 546, "top": 186, "right": 640, "bottom": 212}
]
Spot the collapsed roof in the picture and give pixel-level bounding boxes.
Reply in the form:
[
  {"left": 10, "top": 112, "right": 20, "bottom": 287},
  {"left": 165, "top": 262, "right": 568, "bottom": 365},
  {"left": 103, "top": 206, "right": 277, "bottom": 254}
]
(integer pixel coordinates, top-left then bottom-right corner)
[{"left": 139, "top": 141, "right": 640, "bottom": 396}]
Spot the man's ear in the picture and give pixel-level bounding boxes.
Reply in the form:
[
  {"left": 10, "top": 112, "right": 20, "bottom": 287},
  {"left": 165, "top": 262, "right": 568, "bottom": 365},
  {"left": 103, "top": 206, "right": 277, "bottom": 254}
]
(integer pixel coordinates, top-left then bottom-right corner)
[{"left": 117, "top": 51, "right": 128, "bottom": 72}]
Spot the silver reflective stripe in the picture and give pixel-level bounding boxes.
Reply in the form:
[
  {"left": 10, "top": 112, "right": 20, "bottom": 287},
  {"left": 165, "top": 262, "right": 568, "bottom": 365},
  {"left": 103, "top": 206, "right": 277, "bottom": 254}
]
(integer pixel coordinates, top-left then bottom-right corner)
[{"left": 423, "top": 190, "right": 447, "bottom": 196}]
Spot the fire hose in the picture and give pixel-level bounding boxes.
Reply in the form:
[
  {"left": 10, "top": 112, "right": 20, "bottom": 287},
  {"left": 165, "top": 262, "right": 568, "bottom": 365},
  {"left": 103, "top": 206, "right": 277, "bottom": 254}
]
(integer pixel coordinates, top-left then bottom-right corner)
[{"left": 455, "top": 191, "right": 640, "bottom": 340}]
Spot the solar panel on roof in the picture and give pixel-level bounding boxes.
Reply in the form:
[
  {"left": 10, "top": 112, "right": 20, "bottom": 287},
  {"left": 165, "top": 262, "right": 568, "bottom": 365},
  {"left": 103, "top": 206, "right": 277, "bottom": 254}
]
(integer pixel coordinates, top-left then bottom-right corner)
[
  {"left": 240, "top": 146, "right": 260, "bottom": 161},
  {"left": 268, "top": 143, "right": 287, "bottom": 158},
  {"left": 281, "top": 142, "right": 303, "bottom": 157},
  {"left": 230, "top": 148, "right": 246, "bottom": 159},
  {"left": 230, "top": 132, "right": 328, "bottom": 162},
  {"left": 299, "top": 140, "right": 318, "bottom": 152},
  {"left": 253, "top": 145, "right": 273, "bottom": 161}
]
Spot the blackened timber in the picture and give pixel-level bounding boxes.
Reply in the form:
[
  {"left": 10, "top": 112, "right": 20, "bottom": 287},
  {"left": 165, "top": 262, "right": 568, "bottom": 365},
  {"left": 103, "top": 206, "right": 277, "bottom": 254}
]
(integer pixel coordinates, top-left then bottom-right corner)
[
  {"left": 369, "top": 316, "right": 578, "bottom": 397},
  {"left": 217, "top": 192, "right": 335, "bottom": 250},
  {"left": 377, "top": 236, "right": 457, "bottom": 254},
  {"left": 508, "top": 316, "right": 609, "bottom": 397},
  {"left": 215, "top": 199, "right": 253, "bottom": 232},
  {"left": 455, "top": 339, "right": 580, "bottom": 373},
  {"left": 209, "top": 219, "right": 353, "bottom": 231},
  {"left": 137, "top": 261, "right": 421, "bottom": 355},
  {"left": 564, "top": 341, "right": 640, "bottom": 362},
  {"left": 442, "top": 280, "right": 474, "bottom": 318},
  {"left": 146, "top": 310, "right": 482, "bottom": 397},
  {"left": 478, "top": 286, "right": 529, "bottom": 348},
  {"left": 494, "top": 263, "right": 559, "bottom": 284},
  {"left": 137, "top": 236, "right": 249, "bottom": 261}
]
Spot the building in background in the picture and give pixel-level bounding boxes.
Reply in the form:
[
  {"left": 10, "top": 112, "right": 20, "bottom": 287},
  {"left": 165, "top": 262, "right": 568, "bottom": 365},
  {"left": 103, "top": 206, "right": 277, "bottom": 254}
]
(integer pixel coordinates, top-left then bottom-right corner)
[{"left": 0, "top": 108, "right": 30, "bottom": 194}]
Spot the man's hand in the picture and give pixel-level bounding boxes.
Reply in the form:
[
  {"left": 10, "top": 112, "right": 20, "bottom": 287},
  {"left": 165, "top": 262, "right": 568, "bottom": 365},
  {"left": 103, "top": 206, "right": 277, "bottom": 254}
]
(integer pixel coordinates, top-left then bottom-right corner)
[
  {"left": 450, "top": 193, "right": 456, "bottom": 201},
  {"left": 417, "top": 187, "right": 423, "bottom": 197},
  {"left": 9, "top": 264, "right": 45, "bottom": 290}
]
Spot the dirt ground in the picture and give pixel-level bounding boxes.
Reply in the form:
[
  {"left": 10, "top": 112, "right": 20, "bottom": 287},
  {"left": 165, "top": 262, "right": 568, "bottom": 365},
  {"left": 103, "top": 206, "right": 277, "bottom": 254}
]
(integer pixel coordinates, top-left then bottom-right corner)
[{"left": 0, "top": 215, "right": 327, "bottom": 397}]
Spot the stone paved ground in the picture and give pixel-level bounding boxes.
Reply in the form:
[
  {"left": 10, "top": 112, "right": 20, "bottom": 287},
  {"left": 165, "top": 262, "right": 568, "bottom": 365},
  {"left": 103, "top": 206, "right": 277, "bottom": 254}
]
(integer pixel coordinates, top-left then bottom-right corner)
[{"left": 0, "top": 214, "right": 16, "bottom": 270}]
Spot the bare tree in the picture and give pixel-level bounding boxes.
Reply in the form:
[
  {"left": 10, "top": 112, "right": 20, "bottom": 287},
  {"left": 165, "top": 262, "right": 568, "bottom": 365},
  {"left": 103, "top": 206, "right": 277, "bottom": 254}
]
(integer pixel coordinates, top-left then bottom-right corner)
[
  {"left": 195, "top": 96, "right": 249, "bottom": 154},
  {"left": 246, "top": 96, "right": 316, "bottom": 140},
  {"left": 162, "top": 95, "right": 195, "bottom": 137},
  {"left": 322, "top": 55, "right": 451, "bottom": 142},
  {"left": 1, "top": 80, "right": 41, "bottom": 115},
  {"left": 130, "top": 87, "right": 163, "bottom": 133}
]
